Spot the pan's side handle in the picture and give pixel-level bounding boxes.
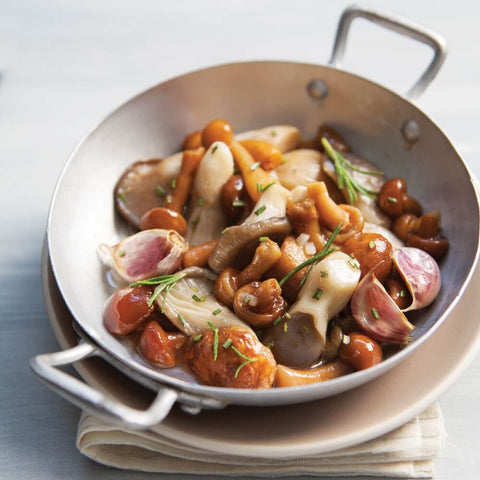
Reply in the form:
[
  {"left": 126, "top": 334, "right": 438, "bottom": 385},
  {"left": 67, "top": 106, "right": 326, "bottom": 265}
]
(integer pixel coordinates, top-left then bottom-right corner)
[
  {"left": 30, "top": 342, "right": 178, "bottom": 429},
  {"left": 328, "top": 5, "right": 447, "bottom": 100}
]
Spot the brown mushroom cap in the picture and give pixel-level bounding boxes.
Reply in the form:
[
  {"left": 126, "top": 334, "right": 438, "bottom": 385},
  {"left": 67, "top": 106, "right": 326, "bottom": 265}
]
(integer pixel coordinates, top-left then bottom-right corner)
[
  {"left": 115, "top": 154, "right": 181, "bottom": 229},
  {"left": 208, "top": 217, "right": 292, "bottom": 273}
]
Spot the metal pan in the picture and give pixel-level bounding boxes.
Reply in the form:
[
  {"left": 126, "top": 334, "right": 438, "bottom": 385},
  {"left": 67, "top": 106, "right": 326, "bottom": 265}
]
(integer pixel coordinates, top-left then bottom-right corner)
[{"left": 31, "top": 6, "right": 480, "bottom": 429}]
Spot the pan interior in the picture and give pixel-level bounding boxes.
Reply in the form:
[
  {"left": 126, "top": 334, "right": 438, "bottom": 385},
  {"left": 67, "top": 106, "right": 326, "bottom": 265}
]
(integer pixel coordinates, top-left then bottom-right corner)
[{"left": 47, "top": 61, "right": 480, "bottom": 405}]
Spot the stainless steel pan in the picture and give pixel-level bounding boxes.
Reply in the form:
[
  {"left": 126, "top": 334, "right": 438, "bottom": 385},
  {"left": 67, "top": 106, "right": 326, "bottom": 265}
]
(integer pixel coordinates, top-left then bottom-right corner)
[{"left": 31, "top": 6, "right": 480, "bottom": 429}]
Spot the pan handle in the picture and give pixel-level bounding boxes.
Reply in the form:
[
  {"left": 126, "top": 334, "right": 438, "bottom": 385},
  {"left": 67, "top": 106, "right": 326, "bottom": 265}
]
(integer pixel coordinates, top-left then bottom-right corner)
[
  {"left": 328, "top": 5, "right": 447, "bottom": 100},
  {"left": 30, "top": 341, "right": 178, "bottom": 429}
]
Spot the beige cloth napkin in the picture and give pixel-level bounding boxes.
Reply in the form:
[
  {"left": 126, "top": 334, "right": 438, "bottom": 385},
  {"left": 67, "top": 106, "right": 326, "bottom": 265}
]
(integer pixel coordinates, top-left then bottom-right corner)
[{"left": 77, "top": 402, "right": 446, "bottom": 478}]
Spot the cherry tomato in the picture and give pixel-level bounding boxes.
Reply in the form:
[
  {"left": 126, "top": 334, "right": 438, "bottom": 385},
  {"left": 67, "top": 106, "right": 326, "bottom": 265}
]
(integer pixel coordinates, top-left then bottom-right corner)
[
  {"left": 103, "top": 285, "right": 154, "bottom": 335},
  {"left": 338, "top": 332, "right": 383, "bottom": 370}
]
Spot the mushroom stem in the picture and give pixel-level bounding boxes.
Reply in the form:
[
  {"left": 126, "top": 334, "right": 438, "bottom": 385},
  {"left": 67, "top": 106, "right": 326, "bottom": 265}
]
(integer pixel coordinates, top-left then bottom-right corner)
[{"left": 236, "top": 239, "right": 281, "bottom": 285}]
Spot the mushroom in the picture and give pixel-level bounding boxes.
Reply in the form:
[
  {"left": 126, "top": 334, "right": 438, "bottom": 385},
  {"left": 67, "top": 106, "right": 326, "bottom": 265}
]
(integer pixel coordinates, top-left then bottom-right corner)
[
  {"left": 233, "top": 279, "right": 286, "bottom": 327},
  {"left": 275, "top": 359, "right": 352, "bottom": 387},
  {"left": 263, "top": 251, "right": 361, "bottom": 368},
  {"left": 323, "top": 152, "right": 391, "bottom": 228},
  {"left": 243, "top": 183, "right": 292, "bottom": 224},
  {"left": 274, "top": 149, "right": 323, "bottom": 190},
  {"left": 154, "top": 267, "right": 253, "bottom": 336},
  {"left": 314, "top": 125, "right": 351, "bottom": 153},
  {"left": 98, "top": 229, "right": 187, "bottom": 284},
  {"left": 235, "top": 125, "right": 301, "bottom": 153},
  {"left": 362, "top": 222, "right": 404, "bottom": 250},
  {"left": 114, "top": 153, "right": 182, "bottom": 229},
  {"left": 286, "top": 198, "right": 325, "bottom": 252},
  {"left": 214, "top": 239, "right": 282, "bottom": 307},
  {"left": 239, "top": 140, "right": 285, "bottom": 171},
  {"left": 186, "top": 141, "right": 234, "bottom": 246}
]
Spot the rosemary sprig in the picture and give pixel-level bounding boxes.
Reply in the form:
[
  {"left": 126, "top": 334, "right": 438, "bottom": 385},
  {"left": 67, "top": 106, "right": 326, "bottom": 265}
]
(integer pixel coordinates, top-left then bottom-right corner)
[
  {"left": 279, "top": 222, "right": 342, "bottom": 287},
  {"left": 130, "top": 272, "right": 186, "bottom": 310},
  {"left": 321, "top": 137, "right": 382, "bottom": 204}
]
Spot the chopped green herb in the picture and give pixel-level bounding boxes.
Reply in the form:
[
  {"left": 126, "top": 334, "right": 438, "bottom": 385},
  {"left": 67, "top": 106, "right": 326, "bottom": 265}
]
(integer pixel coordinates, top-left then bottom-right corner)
[
  {"left": 170, "top": 179, "right": 176, "bottom": 189},
  {"left": 348, "top": 259, "right": 360, "bottom": 269},
  {"left": 207, "top": 321, "right": 219, "bottom": 361},
  {"left": 131, "top": 272, "right": 186, "bottom": 311},
  {"left": 322, "top": 137, "right": 382, "bottom": 204},
  {"left": 154, "top": 185, "right": 165, "bottom": 197},
  {"left": 279, "top": 222, "right": 342, "bottom": 286},
  {"left": 250, "top": 161, "right": 261, "bottom": 171},
  {"left": 273, "top": 316, "right": 282, "bottom": 326},
  {"left": 400, "top": 289, "right": 406, "bottom": 298},
  {"left": 259, "top": 236, "right": 269, "bottom": 242},
  {"left": 197, "top": 197, "right": 205, "bottom": 206},
  {"left": 222, "top": 227, "right": 229, "bottom": 234},
  {"left": 177, "top": 313, "right": 185, "bottom": 326},
  {"left": 166, "top": 194, "right": 172, "bottom": 203},
  {"left": 271, "top": 129, "right": 277, "bottom": 137},
  {"left": 387, "top": 196, "right": 398, "bottom": 204},
  {"left": 192, "top": 217, "right": 200, "bottom": 225},
  {"left": 371, "top": 307, "right": 380, "bottom": 319},
  {"left": 281, "top": 157, "right": 288, "bottom": 164},
  {"left": 117, "top": 250, "right": 125, "bottom": 257},
  {"left": 230, "top": 345, "right": 258, "bottom": 378},
  {"left": 320, "top": 270, "right": 328, "bottom": 278},
  {"left": 232, "top": 199, "right": 245, "bottom": 207},
  {"left": 244, "top": 295, "right": 251, "bottom": 305},
  {"left": 301, "top": 324, "right": 310, "bottom": 334},
  {"left": 212, "top": 308, "right": 222, "bottom": 316},
  {"left": 118, "top": 192, "right": 127, "bottom": 202},
  {"left": 257, "top": 181, "right": 275, "bottom": 193},
  {"left": 193, "top": 334, "right": 203, "bottom": 342},
  {"left": 222, "top": 338, "right": 233, "bottom": 349},
  {"left": 313, "top": 288, "right": 323, "bottom": 300},
  {"left": 283, "top": 322, "right": 288, "bottom": 332},
  {"left": 368, "top": 240, "right": 375, "bottom": 249},
  {"left": 254, "top": 205, "right": 266, "bottom": 216},
  {"left": 192, "top": 294, "right": 206, "bottom": 302},
  {"left": 285, "top": 312, "right": 291, "bottom": 319},
  {"left": 233, "top": 167, "right": 240, "bottom": 175},
  {"left": 266, "top": 340, "right": 275, "bottom": 349},
  {"left": 211, "top": 145, "right": 218, "bottom": 154}
]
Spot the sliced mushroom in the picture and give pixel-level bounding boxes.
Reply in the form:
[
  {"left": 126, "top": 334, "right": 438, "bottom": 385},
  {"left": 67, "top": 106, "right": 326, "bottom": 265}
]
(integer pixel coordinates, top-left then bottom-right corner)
[
  {"left": 323, "top": 152, "right": 391, "bottom": 228},
  {"left": 208, "top": 217, "right": 291, "bottom": 273},
  {"left": 186, "top": 142, "right": 234, "bottom": 246},
  {"left": 274, "top": 149, "right": 323, "bottom": 190},
  {"left": 98, "top": 229, "right": 187, "bottom": 283},
  {"left": 115, "top": 153, "right": 182, "bottom": 229},
  {"left": 263, "top": 251, "right": 361, "bottom": 368},
  {"left": 155, "top": 267, "right": 253, "bottom": 336},
  {"left": 235, "top": 125, "right": 301, "bottom": 153},
  {"left": 243, "top": 183, "right": 292, "bottom": 224}
]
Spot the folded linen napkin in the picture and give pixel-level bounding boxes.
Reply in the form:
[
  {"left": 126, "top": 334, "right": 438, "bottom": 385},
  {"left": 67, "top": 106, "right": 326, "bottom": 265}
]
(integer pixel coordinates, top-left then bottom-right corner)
[{"left": 77, "top": 401, "right": 446, "bottom": 478}]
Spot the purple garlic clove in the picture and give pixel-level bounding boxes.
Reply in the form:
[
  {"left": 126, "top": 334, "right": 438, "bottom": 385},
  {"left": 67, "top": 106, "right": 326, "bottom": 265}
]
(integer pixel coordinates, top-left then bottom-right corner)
[
  {"left": 393, "top": 247, "right": 441, "bottom": 312},
  {"left": 98, "top": 229, "right": 187, "bottom": 283},
  {"left": 351, "top": 268, "right": 414, "bottom": 344}
]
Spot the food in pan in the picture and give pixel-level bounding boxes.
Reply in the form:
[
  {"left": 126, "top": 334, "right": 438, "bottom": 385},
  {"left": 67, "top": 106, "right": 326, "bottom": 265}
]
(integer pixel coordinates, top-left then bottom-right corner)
[{"left": 99, "top": 119, "right": 448, "bottom": 389}]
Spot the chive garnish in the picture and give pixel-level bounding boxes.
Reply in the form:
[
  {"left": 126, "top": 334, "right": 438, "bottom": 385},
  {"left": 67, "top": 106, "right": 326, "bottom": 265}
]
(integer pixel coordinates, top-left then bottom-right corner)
[
  {"left": 273, "top": 316, "right": 282, "bottom": 326},
  {"left": 320, "top": 270, "right": 328, "bottom": 278},
  {"left": 193, "top": 334, "right": 203, "bottom": 342},
  {"left": 131, "top": 272, "right": 186, "bottom": 310},
  {"left": 371, "top": 308, "right": 380, "bottom": 319},
  {"left": 250, "top": 161, "right": 261, "bottom": 171},
  {"left": 271, "top": 129, "right": 277, "bottom": 137},
  {"left": 400, "top": 289, "right": 406, "bottom": 298},
  {"left": 244, "top": 295, "right": 251, "bottom": 305},
  {"left": 207, "top": 321, "right": 219, "bottom": 361},
  {"left": 259, "top": 236, "right": 269, "bottom": 242},
  {"left": 368, "top": 240, "right": 375, "bottom": 249},
  {"left": 223, "top": 338, "right": 233, "bottom": 349},
  {"left": 254, "top": 205, "right": 266, "bottom": 215},
  {"left": 230, "top": 345, "right": 258, "bottom": 378},
  {"left": 257, "top": 182, "right": 275, "bottom": 193},
  {"left": 170, "top": 179, "right": 176, "bottom": 189},
  {"left": 283, "top": 322, "right": 288, "bottom": 332},
  {"left": 192, "top": 217, "right": 200, "bottom": 225},
  {"left": 313, "top": 288, "right": 323, "bottom": 300},
  {"left": 284, "top": 312, "right": 291, "bottom": 319},
  {"left": 222, "top": 227, "right": 229, "bottom": 234},
  {"left": 192, "top": 294, "right": 206, "bottom": 302},
  {"left": 279, "top": 222, "right": 342, "bottom": 286},
  {"left": 281, "top": 157, "right": 288, "bottom": 164},
  {"left": 348, "top": 259, "right": 360, "bottom": 269},
  {"left": 322, "top": 137, "right": 381, "bottom": 204},
  {"left": 197, "top": 197, "right": 205, "bottom": 206},
  {"left": 166, "top": 194, "right": 172, "bottom": 203},
  {"left": 118, "top": 192, "right": 126, "bottom": 202},
  {"left": 117, "top": 250, "right": 125, "bottom": 257},
  {"left": 154, "top": 185, "right": 165, "bottom": 197},
  {"left": 232, "top": 199, "right": 245, "bottom": 207},
  {"left": 387, "top": 196, "right": 398, "bottom": 204},
  {"left": 211, "top": 145, "right": 218, "bottom": 154},
  {"left": 177, "top": 313, "right": 185, "bottom": 326},
  {"left": 212, "top": 308, "right": 222, "bottom": 316}
]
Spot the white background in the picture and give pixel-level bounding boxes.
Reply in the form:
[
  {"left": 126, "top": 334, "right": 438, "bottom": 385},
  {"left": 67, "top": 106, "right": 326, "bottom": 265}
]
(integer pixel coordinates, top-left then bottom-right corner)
[{"left": 1, "top": 1, "right": 479, "bottom": 478}]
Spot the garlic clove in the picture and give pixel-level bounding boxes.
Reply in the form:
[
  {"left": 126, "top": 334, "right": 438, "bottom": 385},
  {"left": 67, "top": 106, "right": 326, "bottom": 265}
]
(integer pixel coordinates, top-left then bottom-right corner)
[
  {"left": 351, "top": 268, "right": 414, "bottom": 344},
  {"left": 393, "top": 247, "right": 441, "bottom": 312}
]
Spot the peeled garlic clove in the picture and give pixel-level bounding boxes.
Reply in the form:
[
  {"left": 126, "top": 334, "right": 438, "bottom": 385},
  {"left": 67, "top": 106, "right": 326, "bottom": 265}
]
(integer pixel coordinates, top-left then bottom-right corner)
[
  {"left": 351, "top": 268, "right": 414, "bottom": 344},
  {"left": 393, "top": 247, "right": 441, "bottom": 312},
  {"left": 98, "top": 229, "right": 187, "bottom": 283}
]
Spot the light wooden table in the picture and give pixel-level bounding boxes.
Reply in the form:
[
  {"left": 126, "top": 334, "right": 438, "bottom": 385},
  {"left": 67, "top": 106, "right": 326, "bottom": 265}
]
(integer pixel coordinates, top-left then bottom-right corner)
[{"left": 1, "top": 1, "right": 479, "bottom": 479}]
